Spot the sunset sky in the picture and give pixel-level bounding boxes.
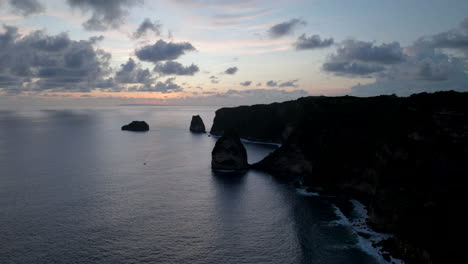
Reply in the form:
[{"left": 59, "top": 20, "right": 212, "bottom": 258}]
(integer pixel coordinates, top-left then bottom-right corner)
[{"left": 0, "top": 0, "right": 467, "bottom": 106}]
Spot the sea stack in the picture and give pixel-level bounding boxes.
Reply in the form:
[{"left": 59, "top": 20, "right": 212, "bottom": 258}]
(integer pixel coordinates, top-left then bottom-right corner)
[
  {"left": 189, "top": 115, "right": 206, "bottom": 133},
  {"left": 121, "top": 121, "right": 149, "bottom": 131},
  {"left": 211, "top": 129, "right": 249, "bottom": 171}
]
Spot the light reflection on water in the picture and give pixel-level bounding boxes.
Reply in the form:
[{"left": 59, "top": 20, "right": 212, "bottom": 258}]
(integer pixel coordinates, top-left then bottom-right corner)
[{"left": 0, "top": 106, "right": 379, "bottom": 264}]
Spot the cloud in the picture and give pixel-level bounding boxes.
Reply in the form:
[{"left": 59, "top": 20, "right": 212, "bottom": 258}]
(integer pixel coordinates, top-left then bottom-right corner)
[
  {"left": 0, "top": 25, "right": 112, "bottom": 94},
  {"left": 266, "top": 80, "right": 277, "bottom": 87},
  {"left": 136, "top": 77, "right": 183, "bottom": 93},
  {"left": 322, "top": 61, "right": 385, "bottom": 77},
  {"left": 133, "top": 18, "right": 162, "bottom": 39},
  {"left": 67, "top": 0, "right": 143, "bottom": 31},
  {"left": 174, "top": 88, "right": 309, "bottom": 106},
  {"left": 153, "top": 61, "right": 200, "bottom": 76},
  {"left": 278, "top": 79, "right": 299, "bottom": 87},
  {"left": 210, "top": 75, "right": 220, "bottom": 84},
  {"left": 332, "top": 40, "right": 405, "bottom": 64},
  {"left": 268, "top": 18, "right": 306, "bottom": 38},
  {"left": 167, "top": 0, "right": 259, "bottom": 9},
  {"left": 351, "top": 18, "right": 468, "bottom": 96},
  {"left": 407, "top": 21, "right": 468, "bottom": 55},
  {"left": 224, "top": 66, "right": 238, "bottom": 75},
  {"left": 135, "top": 39, "right": 196, "bottom": 63},
  {"left": 462, "top": 18, "right": 468, "bottom": 33},
  {"left": 323, "top": 40, "right": 405, "bottom": 77},
  {"left": 266, "top": 79, "right": 299, "bottom": 87},
  {"left": 8, "top": 0, "right": 44, "bottom": 16},
  {"left": 294, "top": 34, "right": 334, "bottom": 50},
  {"left": 240, "top": 81, "right": 251, "bottom": 86},
  {"left": 89, "top": 35, "right": 104, "bottom": 44},
  {"left": 115, "top": 58, "right": 154, "bottom": 84}
]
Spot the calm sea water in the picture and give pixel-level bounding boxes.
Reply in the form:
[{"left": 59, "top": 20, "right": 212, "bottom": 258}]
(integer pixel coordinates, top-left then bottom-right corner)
[{"left": 0, "top": 106, "right": 384, "bottom": 264}]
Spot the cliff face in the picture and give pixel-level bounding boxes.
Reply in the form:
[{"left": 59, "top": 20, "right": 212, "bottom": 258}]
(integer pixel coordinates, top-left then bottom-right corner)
[
  {"left": 210, "top": 101, "right": 305, "bottom": 143},
  {"left": 211, "top": 91, "right": 468, "bottom": 263}
]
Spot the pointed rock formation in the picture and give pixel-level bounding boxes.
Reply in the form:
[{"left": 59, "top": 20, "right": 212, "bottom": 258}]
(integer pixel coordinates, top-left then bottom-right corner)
[
  {"left": 121, "top": 121, "right": 149, "bottom": 131},
  {"left": 211, "top": 129, "right": 249, "bottom": 171},
  {"left": 190, "top": 115, "right": 206, "bottom": 133}
]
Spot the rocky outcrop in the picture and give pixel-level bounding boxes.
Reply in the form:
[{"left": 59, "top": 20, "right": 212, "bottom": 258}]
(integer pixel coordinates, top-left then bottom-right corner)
[
  {"left": 121, "top": 121, "right": 149, "bottom": 131},
  {"left": 189, "top": 115, "right": 206, "bottom": 133},
  {"left": 211, "top": 129, "right": 249, "bottom": 171},
  {"left": 211, "top": 91, "right": 468, "bottom": 263}
]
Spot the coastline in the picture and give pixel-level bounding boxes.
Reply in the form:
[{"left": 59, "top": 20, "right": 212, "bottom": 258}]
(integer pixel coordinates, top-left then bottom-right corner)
[{"left": 213, "top": 134, "right": 406, "bottom": 264}]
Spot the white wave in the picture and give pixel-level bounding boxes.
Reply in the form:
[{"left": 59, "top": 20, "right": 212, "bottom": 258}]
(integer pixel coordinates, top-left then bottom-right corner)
[
  {"left": 331, "top": 201, "right": 405, "bottom": 264},
  {"left": 296, "top": 188, "right": 321, "bottom": 197}
]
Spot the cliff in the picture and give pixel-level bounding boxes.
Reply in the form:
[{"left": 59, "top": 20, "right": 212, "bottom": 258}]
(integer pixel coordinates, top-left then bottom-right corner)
[{"left": 211, "top": 91, "right": 468, "bottom": 263}]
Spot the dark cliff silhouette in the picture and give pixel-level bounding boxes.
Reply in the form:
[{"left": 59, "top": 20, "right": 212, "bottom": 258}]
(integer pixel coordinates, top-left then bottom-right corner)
[{"left": 210, "top": 91, "right": 468, "bottom": 264}]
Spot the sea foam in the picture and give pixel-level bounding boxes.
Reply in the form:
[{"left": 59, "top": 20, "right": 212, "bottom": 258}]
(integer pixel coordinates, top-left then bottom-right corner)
[{"left": 331, "top": 200, "right": 405, "bottom": 264}]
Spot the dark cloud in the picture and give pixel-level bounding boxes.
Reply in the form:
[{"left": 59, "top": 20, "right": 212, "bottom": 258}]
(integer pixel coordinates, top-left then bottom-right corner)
[
  {"left": 153, "top": 61, "right": 199, "bottom": 76},
  {"left": 135, "top": 39, "right": 196, "bottom": 63},
  {"left": 322, "top": 40, "right": 405, "bottom": 77},
  {"left": 462, "top": 18, "right": 468, "bottom": 33},
  {"left": 0, "top": 25, "right": 19, "bottom": 47},
  {"left": 294, "top": 34, "right": 334, "bottom": 50},
  {"left": 0, "top": 25, "right": 112, "bottom": 94},
  {"left": 407, "top": 27, "right": 468, "bottom": 55},
  {"left": 210, "top": 75, "right": 220, "bottom": 84},
  {"left": 168, "top": 0, "right": 258, "bottom": 9},
  {"left": 224, "top": 66, "right": 238, "bottom": 75},
  {"left": 278, "top": 79, "right": 299, "bottom": 88},
  {"left": 136, "top": 77, "right": 183, "bottom": 93},
  {"left": 351, "top": 18, "right": 468, "bottom": 96},
  {"left": 67, "top": 0, "right": 143, "bottom": 31},
  {"left": 133, "top": 18, "right": 162, "bottom": 39},
  {"left": 268, "top": 18, "right": 306, "bottom": 38},
  {"left": 322, "top": 61, "right": 385, "bottom": 77},
  {"left": 266, "top": 79, "right": 299, "bottom": 87},
  {"left": 115, "top": 58, "right": 154, "bottom": 84},
  {"left": 240, "top": 81, "right": 251, "bottom": 86},
  {"left": 89, "top": 35, "right": 104, "bottom": 44},
  {"left": 8, "top": 0, "right": 44, "bottom": 16},
  {"left": 332, "top": 40, "right": 405, "bottom": 64},
  {"left": 24, "top": 31, "right": 71, "bottom": 51}
]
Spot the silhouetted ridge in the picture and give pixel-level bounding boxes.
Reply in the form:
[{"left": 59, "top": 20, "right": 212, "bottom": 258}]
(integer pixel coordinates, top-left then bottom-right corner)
[{"left": 211, "top": 91, "right": 468, "bottom": 264}]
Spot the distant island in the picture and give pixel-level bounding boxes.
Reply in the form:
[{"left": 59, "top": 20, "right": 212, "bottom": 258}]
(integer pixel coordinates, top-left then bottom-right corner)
[{"left": 210, "top": 91, "right": 467, "bottom": 264}]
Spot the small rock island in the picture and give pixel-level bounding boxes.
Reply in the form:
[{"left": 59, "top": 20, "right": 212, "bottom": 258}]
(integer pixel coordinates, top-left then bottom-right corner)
[
  {"left": 211, "top": 129, "right": 249, "bottom": 171},
  {"left": 189, "top": 115, "right": 206, "bottom": 133},
  {"left": 121, "top": 121, "right": 149, "bottom": 131}
]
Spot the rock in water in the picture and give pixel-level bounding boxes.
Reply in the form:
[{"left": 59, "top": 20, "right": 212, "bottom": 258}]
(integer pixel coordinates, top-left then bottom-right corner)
[
  {"left": 121, "top": 121, "right": 149, "bottom": 131},
  {"left": 190, "top": 115, "right": 206, "bottom": 133},
  {"left": 211, "top": 129, "right": 249, "bottom": 171}
]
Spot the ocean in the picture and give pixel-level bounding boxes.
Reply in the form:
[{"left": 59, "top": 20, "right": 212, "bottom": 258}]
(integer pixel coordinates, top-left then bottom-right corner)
[{"left": 0, "top": 106, "right": 391, "bottom": 264}]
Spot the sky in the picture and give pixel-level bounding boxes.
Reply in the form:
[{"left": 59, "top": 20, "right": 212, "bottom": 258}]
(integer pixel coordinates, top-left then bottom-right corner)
[{"left": 0, "top": 0, "right": 467, "bottom": 106}]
